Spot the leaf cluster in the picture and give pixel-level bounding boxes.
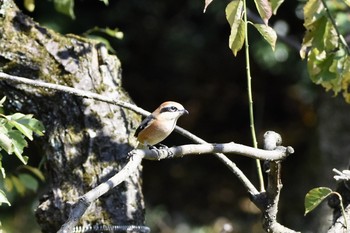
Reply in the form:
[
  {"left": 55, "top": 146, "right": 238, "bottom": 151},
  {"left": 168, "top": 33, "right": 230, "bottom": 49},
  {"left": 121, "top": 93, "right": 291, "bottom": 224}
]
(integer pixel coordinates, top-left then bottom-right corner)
[
  {"left": 301, "top": 0, "right": 350, "bottom": 102},
  {"left": 0, "top": 96, "right": 44, "bottom": 207},
  {"left": 223, "top": 0, "right": 281, "bottom": 56}
]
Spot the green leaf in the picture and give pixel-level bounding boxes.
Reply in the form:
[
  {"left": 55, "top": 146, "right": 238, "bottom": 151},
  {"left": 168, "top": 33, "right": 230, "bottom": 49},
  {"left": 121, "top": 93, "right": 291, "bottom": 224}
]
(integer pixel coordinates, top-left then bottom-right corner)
[
  {"left": 270, "top": 0, "right": 284, "bottom": 15},
  {"left": 0, "top": 189, "right": 10, "bottom": 206},
  {"left": 22, "top": 165, "right": 45, "bottom": 181},
  {"left": 0, "top": 96, "right": 6, "bottom": 107},
  {"left": 18, "top": 174, "right": 39, "bottom": 191},
  {"left": 305, "top": 187, "right": 332, "bottom": 215},
  {"left": 300, "top": 16, "right": 327, "bottom": 58},
  {"left": 17, "top": 115, "right": 44, "bottom": 137},
  {"left": 4, "top": 177, "right": 13, "bottom": 192},
  {"left": 303, "top": 0, "right": 324, "bottom": 27},
  {"left": 103, "top": 28, "right": 124, "bottom": 40},
  {"left": 0, "top": 130, "right": 13, "bottom": 154},
  {"left": 10, "top": 175, "right": 26, "bottom": 196},
  {"left": 344, "top": 0, "right": 350, "bottom": 7},
  {"left": 9, "top": 119, "right": 33, "bottom": 140},
  {"left": 226, "top": 0, "right": 245, "bottom": 56},
  {"left": 253, "top": 23, "right": 277, "bottom": 51},
  {"left": 229, "top": 19, "right": 245, "bottom": 56},
  {"left": 226, "top": 0, "right": 244, "bottom": 26},
  {"left": 99, "top": 0, "right": 109, "bottom": 5},
  {"left": 54, "top": 0, "right": 75, "bottom": 19},
  {"left": 8, "top": 130, "right": 28, "bottom": 164},
  {"left": 24, "top": 0, "right": 35, "bottom": 12},
  {"left": 254, "top": 0, "right": 272, "bottom": 25},
  {"left": 6, "top": 113, "right": 45, "bottom": 140},
  {"left": 0, "top": 153, "right": 5, "bottom": 178}
]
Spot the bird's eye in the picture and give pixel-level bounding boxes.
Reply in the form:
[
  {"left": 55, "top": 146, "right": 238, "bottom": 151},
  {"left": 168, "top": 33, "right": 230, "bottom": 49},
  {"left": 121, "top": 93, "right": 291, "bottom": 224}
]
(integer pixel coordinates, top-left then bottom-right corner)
[{"left": 169, "top": 106, "right": 178, "bottom": 112}]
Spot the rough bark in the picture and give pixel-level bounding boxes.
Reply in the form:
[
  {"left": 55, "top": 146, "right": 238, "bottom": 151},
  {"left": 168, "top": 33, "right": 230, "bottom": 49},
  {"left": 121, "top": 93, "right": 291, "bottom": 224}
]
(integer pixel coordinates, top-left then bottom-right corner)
[{"left": 0, "top": 0, "right": 144, "bottom": 232}]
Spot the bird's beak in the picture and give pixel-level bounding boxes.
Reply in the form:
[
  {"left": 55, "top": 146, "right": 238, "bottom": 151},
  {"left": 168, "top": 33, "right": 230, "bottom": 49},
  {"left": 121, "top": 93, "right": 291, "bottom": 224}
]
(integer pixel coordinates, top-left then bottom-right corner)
[{"left": 183, "top": 109, "right": 189, "bottom": 115}]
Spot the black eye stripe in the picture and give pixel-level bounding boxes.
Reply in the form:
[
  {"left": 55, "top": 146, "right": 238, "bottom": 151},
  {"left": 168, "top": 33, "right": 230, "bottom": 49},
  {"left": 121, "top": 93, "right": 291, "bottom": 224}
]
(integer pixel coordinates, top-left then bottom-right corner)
[{"left": 160, "top": 106, "right": 178, "bottom": 113}]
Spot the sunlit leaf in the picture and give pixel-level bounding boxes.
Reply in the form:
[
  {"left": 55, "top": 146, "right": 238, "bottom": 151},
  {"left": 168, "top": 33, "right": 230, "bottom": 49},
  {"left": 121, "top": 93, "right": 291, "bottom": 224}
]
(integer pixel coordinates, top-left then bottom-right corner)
[
  {"left": 24, "top": 0, "right": 35, "bottom": 12},
  {"left": 341, "top": 57, "right": 350, "bottom": 102},
  {"left": 10, "top": 175, "right": 26, "bottom": 196},
  {"left": 9, "top": 120, "right": 33, "bottom": 140},
  {"left": 0, "top": 130, "right": 13, "bottom": 154},
  {"left": 203, "top": 0, "right": 214, "bottom": 13},
  {"left": 17, "top": 115, "right": 45, "bottom": 137},
  {"left": 253, "top": 23, "right": 277, "bottom": 51},
  {"left": 226, "top": 0, "right": 245, "bottom": 56},
  {"left": 229, "top": 19, "right": 245, "bottom": 56},
  {"left": 344, "top": 0, "right": 350, "bottom": 7},
  {"left": 300, "top": 16, "right": 327, "bottom": 59},
  {"left": 305, "top": 187, "right": 332, "bottom": 215},
  {"left": 270, "top": 0, "right": 284, "bottom": 14},
  {"left": 8, "top": 130, "right": 28, "bottom": 164},
  {"left": 0, "top": 96, "right": 5, "bottom": 107},
  {"left": 6, "top": 113, "right": 44, "bottom": 139},
  {"left": 0, "top": 189, "right": 10, "bottom": 206},
  {"left": 4, "top": 177, "right": 13, "bottom": 192},
  {"left": 103, "top": 28, "right": 124, "bottom": 40},
  {"left": 254, "top": 0, "right": 272, "bottom": 25},
  {"left": 303, "top": 0, "right": 324, "bottom": 27},
  {"left": 324, "top": 22, "right": 338, "bottom": 51},
  {"left": 99, "top": 0, "right": 109, "bottom": 5},
  {"left": 226, "top": 0, "right": 244, "bottom": 25},
  {"left": 0, "top": 154, "right": 5, "bottom": 178},
  {"left": 54, "top": 0, "right": 75, "bottom": 19}
]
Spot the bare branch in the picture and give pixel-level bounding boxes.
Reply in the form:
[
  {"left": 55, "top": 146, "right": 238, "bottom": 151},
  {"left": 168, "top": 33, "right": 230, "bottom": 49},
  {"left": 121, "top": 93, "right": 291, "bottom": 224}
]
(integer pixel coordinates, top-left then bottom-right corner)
[
  {"left": 0, "top": 72, "right": 150, "bottom": 116},
  {"left": 58, "top": 137, "right": 294, "bottom": 232},
  {"left": 0, "top": 71, "right": 259, "bottom": 195},
  {"left": 252, "top": 131, "right": 300, "bottom": 233},
  {"left": 137, "top": 142, "right": 293, "bottom": 161},
  {"left": 57, "top": 152, "right": 144, "bottom": 233}
]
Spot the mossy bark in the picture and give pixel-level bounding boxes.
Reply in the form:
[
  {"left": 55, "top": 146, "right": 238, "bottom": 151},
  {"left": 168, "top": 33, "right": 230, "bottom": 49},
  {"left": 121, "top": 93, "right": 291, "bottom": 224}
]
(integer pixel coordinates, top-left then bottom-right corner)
[{"left": 0, "top": 0, "right": 144, "bottom": 232}]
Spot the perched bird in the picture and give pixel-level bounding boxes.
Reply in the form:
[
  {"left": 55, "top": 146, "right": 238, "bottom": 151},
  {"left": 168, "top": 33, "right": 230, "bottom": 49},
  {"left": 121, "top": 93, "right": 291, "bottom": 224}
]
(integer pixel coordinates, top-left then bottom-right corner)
[{"left": 134, "top": 101, "right": 188, "bottom": 148}]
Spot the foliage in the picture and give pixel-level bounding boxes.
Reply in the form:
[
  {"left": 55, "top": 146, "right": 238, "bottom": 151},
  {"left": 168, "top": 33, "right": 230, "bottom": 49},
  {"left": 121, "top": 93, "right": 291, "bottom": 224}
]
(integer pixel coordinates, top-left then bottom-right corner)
[
  {"left": 24, "top": 0, "right": 109, "bottom": 19},
  {"left": 224, "top": 0, "right": 277, "bottom": 56},
  {"left": 301, "top": 0, "right": 350, "bottom": 103},
  {"left": 305, "top": 187, "right": 348, "bottom": 228},
  {"left": 0, "top": 96, "right": 44, "bottom": 206},
  {"left": 210, "top": 0, "right": 350, "bottom": 103}
]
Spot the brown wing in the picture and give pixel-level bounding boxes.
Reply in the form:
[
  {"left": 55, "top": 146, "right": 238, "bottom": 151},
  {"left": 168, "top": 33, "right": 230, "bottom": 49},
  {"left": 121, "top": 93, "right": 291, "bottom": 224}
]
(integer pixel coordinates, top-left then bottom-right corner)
[{"left": 134, "top": 115, "right": 155, "bottom": 137}]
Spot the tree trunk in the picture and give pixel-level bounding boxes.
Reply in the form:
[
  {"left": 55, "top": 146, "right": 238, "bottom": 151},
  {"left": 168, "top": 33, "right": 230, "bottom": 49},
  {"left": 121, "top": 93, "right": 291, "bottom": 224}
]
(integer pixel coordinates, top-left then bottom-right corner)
[{"left": 0, "top": 0, "right": 145, "bottom": 232}]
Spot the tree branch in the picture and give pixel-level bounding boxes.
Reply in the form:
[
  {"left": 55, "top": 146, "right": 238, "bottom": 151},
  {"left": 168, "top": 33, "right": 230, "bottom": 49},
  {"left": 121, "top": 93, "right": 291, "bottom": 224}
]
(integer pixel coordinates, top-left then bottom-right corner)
[
  {"left": 1, "top": 72, "right": 298, "bottom": 232},
  {"left": 58, "top": 137, "right": 294, "bottom": 232},
  {"left": 138, "top": 142, "right": 293, "bottom": 161},
  {"left": 0, "top": 71, "right": 149, "bottom": 116},
  {"left": 252, "top": 131, "right": 300, "bottom": 233},
  {"left": 0, "top": 71, "right": 259, "bottom": 195},
  {"left": 57, "top": 152, "right": 146, "bottom": 233}
]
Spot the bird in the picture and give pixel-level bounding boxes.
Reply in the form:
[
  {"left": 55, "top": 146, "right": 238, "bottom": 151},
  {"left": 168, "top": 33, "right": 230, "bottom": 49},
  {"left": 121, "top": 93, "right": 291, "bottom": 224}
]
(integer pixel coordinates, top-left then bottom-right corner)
[{"left": 134, "top": 101, "right": 188, "bottom": 148}]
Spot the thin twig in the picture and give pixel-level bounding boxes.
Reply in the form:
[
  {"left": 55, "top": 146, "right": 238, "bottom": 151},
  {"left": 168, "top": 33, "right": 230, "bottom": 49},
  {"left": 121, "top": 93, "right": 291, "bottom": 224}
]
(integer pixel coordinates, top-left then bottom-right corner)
[
  {"left": 243, "top": 0, "right": 265, "bottom": 192},
  {"left": 0, "top": 72, "right": 149, "bottom": 116}
]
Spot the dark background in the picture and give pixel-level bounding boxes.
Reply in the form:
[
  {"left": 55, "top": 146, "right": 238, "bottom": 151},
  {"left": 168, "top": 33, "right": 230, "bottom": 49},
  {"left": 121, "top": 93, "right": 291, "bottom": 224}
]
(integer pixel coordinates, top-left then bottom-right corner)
[{"left": 2, "top": 0, "right": 332, "bottom": 232}]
